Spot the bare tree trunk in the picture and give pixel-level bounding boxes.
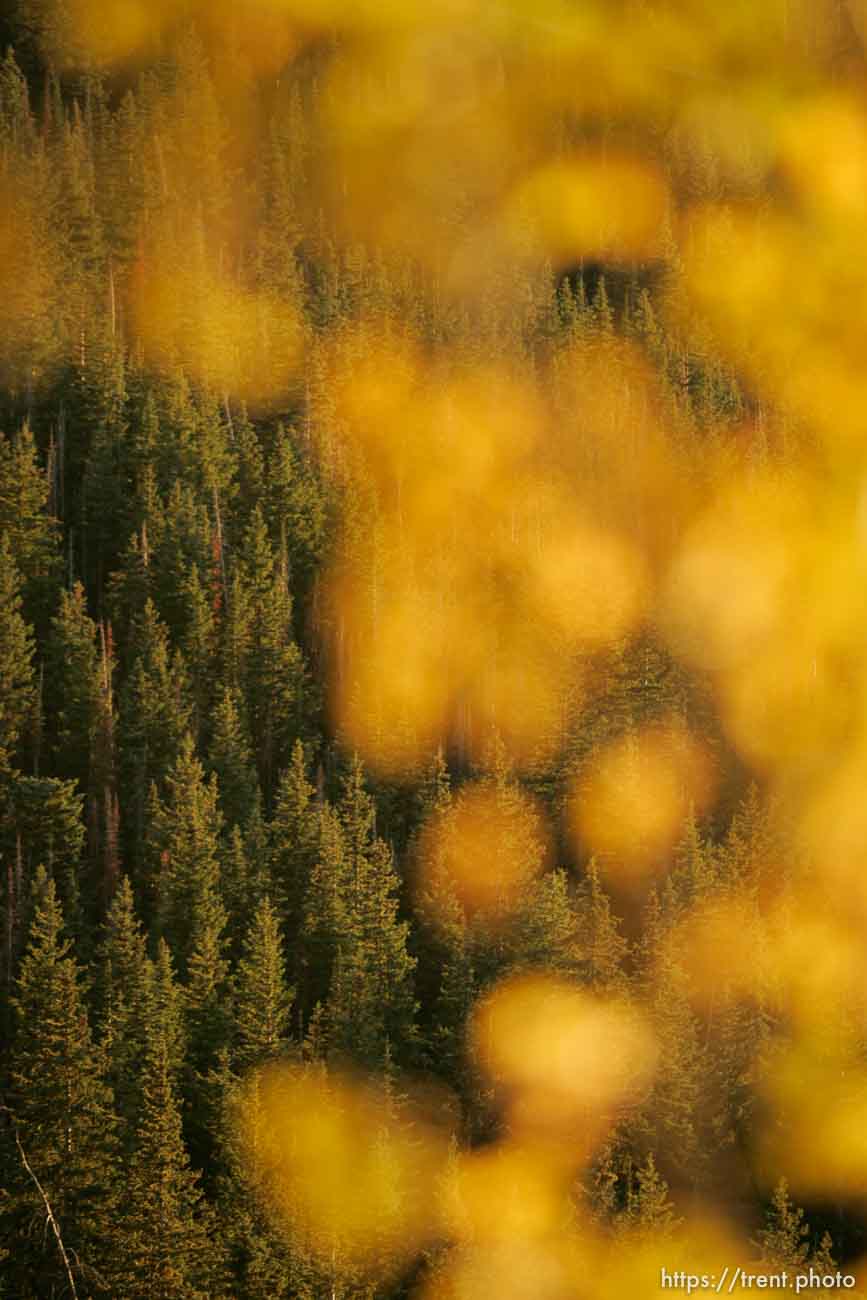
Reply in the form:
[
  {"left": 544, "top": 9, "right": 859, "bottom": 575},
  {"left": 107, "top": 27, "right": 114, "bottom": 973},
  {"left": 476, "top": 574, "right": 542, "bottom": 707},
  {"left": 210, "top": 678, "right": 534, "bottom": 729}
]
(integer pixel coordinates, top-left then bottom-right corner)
[
  {"left": 108, "top": 257, "right": 116, "bottom": 340},
  {"left": 0, "top": 1103, "right": 80, "bottom": 1300},
  {"left": 212, "top": 484, "right": 229, "bottom": 612}
]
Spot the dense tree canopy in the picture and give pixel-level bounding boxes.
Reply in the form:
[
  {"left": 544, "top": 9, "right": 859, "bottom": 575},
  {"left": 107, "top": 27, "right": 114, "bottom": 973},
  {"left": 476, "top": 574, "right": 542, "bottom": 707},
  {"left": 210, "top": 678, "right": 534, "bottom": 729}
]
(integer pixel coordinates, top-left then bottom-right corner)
[{"left": 1, "top": 3, "right": 866, "bottom": 1296}]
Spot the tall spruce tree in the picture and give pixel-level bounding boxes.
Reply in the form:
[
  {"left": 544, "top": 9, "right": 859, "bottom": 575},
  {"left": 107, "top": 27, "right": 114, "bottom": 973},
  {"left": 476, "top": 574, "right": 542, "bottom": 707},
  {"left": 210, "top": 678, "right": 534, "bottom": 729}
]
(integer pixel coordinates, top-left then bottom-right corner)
[
  {"left": 0, "top": 422, "right": 60, "bottom": 629},
  {"left": 299, "top": 800, "right": 348, "bottom": 1025},
  {"left": 208, "top": 686, "right": 258, "bottom": 832},
  {"left": 118, "top": 1030, "right": 223, "bottom": 1299},
  {"left": 270, "top": 739, "right": 319, "bottom": 949},
  {"left": 95, "top": 874, "right": 151, "bottom": 1135},
  {"left": 0, "top": 538, "right": 35, "bottom": 767},
  {"left": 149, "top": 733, "right": 224, "bottom": 975},
  {"left": 233, "top": 896, "right": 294, "bottom": 1073},
  {"left": 117, "top": 599, "right": 192, "bottom": 875},
  {"left": 0, "top": 771, "right": 86, "bottom": 941},
  {"left": 573, "top": 858, "right": 629, "bottom": 993},
  {"left": 45, "top": 579, "right": 101, "bottom": 789},
  {"left": 325, "top": 757, "right": 417, "bottom": 1066},
  {"left": 238, "top": 507, "right": 310, "bottom": 799},
  {"left": 1, "top": 867, "right": 119, "bottom": 1296}
]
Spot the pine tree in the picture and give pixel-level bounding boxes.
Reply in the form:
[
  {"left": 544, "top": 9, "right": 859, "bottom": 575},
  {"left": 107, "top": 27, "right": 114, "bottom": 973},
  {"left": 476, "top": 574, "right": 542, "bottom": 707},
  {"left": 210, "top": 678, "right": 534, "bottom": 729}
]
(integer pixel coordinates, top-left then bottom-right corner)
[
  {"left": 0, "top": 771, "right": 86, "bottom": 939},
  {"left": 638, "top": 890, "right": 707, "bottom": 1182},
  {"left": 446, "top": 745, "right": 557, "bottom": 984},
  {"left": 411, "top": 748, "right": 457, "bottom": 1032},
  {"left": 670, "top": 808, "right": 716, "bottom": 911},
  {"left": 431, "top": 920, "right": 476, "bottom": 1086},
  {"left": 0, "top": 538, "right": 35, "bottom": 767},
  {"left": 242, "top": 794, "right": 272, "bottom": 905},
  {"left": 706, "top": 794, "right": 778, "bottom": 1154},
  {"left": 89, "top": 618, "right": 118, "bottom": 909},
  {"left": 107, "top": 525, "right": 154, "bottom": 661},
  {"left": 619, "top": 1153, "right": 679, "bottom": 1239},
  {"left": 591, "top": 274, "right": 614, "bottom": 337},
  {"left": 126, "top": 391, "right": 162, "bottom": 532},
  {"left": 147, "top": 937, "right": 188, "bottom": 1085},
  {"left": 0, "top": 67, "right": 57, "bottom": 397},
  {"left": 151, "top": 480, "right": 213, "bottom": 643},
  {"left": 265, "top": 423, "right": 328, "bottom": 593},
  {"left": 299, "top": 800, "right": 348, "bottom": 1023},
  {"left": 183, "top": 877, "right": 231, "bottom": 1173},
  {"left": 0, "top": 422, "right": 60, "bottom": 628},
  {"left": 1, "top": 867, "right": 119, "bottom": 1296},
  {"left": 271, "top": 739, "right": 319, "bottom": 948},
  {"left": 208, "top": 686, "right": 258, "bottom": 831},
  {"left": 0, "top": 48, "right": 33, "bottom": 151},
  {"left": 220, "top": 565, "right": 254, "bottom": 696},
  {"left": 149, "top": 733, "right": 223, "bottom": 974},
  {"left": 325, "top": 757, "right": 417, "bottom": 1066},
  {"left": 179, "top": 562, "right": 218, "bottom": 740},
  {"left": 95, "top": 875, "right": 150, "bottom": 1134},
  {"left": 220, "top": 795, "right": 272, "bottom": 959},
  {"left": 574, "top": 858, "right": 629, "bottom": 992},
  {"left": 118, "top": 600, "right": 192, "bottom": 876},
  {"left": 212, "top": 1061, "right": 295, "bottom": 1299},
  {"left": 81, "top": 338, "right": 129, "bottom": 600},
  {"left": 151, "top": 370, "right": 207, "bottom": 500},
  {"left": 718, "top": 785, "right": 785, "bottom": 894},
  {"left": 45, "top": 579, "right": 101, "bottom": 788},
  {"left": 118, "top": 1031, "right": 222, "bottom": 1299},
  {"left": 233, "top": 896, "right": 294, "bottom": 1072},
  {"left": 415, "top": 747, "right": 452, "bottom": 826},
  {"left": 237, "top": 503, "right": 274, "bottom": 614},
  {"left": 231, "top": 404, "right": 266, "bottom": 540},
  {"left": 238, "top": 507, "right": 310, "bottom": 798},
  {"left": 754, "top": 1179, "right": 810, "bottom": 1270},
  {"left": 186, "top": 881, "right": 231, "bottom": 1071},
  {"left": 506, "top": 867, "right": 583, "bottom": 975}
]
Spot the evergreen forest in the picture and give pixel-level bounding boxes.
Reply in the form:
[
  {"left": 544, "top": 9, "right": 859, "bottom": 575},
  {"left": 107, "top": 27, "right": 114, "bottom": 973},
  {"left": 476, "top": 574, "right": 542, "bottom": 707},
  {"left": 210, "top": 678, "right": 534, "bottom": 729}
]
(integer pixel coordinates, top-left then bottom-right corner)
[{"left": 2, "top": 1, "right": 867, "bottom": 1296}]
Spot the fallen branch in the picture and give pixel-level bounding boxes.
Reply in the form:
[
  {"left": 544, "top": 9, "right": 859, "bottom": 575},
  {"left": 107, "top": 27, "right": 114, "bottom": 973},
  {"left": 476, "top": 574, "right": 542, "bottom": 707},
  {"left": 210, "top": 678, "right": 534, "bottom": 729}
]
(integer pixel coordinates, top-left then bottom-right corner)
[{"left": 0, "top": 1101, "right": 79, "bottom": 1300}]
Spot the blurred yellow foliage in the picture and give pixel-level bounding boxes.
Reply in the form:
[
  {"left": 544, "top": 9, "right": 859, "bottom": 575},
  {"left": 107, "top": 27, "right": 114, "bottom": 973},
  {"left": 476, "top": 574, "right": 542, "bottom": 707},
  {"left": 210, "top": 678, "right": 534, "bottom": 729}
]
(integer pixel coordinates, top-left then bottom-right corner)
[
  {"left": 469, "top": 975, "right": 657, "bottom": 1139},
  {"left": 0, "top": 171, "right": 58, "bottom": 388},
  {"left": 682, "top": 201, "right": 867, "bottom": 444},
  {"left": 440, "top": 1143, "right": 574, "bottom": 1245},
  {"left": 233, "top": 1065, "right": 450, "bottom": 1276},
  {"left": 416, "top": 782, "right": 549, "bottom": 924},
  {"left": 661, "top": 468, "right": 867, "bottom": 772},
  {"left": 568, "top": 722, "right": 715, "bottom": 884},
  {"left": 323, "top": 333, "right": 657, "bottom": 770},
  {"left": 781, "top": 95, "right": 867, "bottom": 222},
  {"left": 673, "top": 894, "right": 770, "bottom": 1011},
  {"left": 131, "top": 230, "right": 301, "bottom": 402},
  {"left": 16, "top": 0, "right": 867, "bottom": 1288},
  {"left": 505, "top": 155, "right": 669, "bottom": 265},
  {"left": 758, "top": 1038, "right": 867, "bottom": 1198}
]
